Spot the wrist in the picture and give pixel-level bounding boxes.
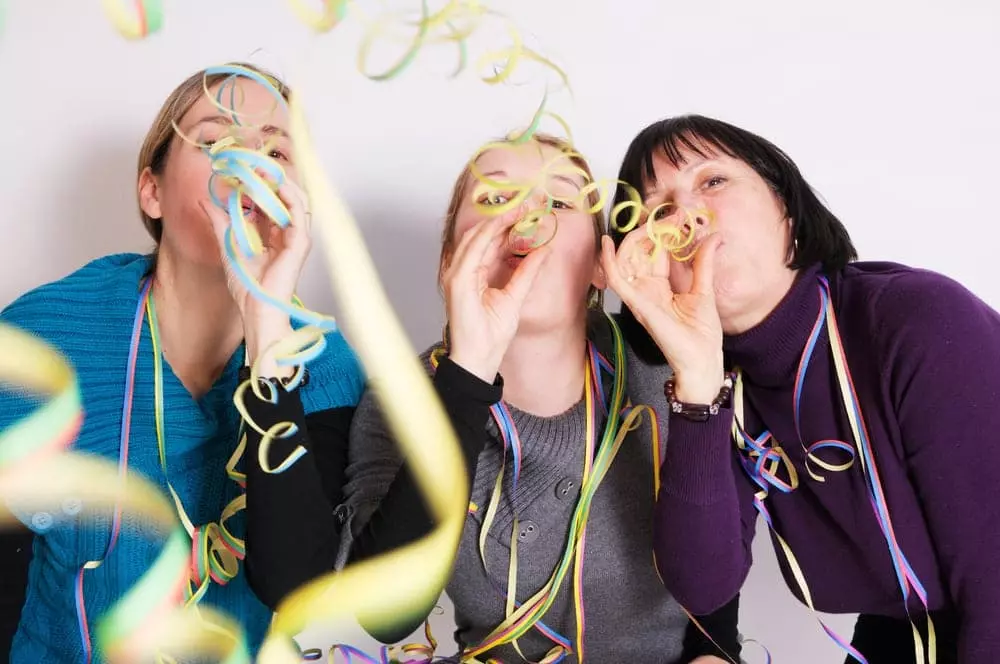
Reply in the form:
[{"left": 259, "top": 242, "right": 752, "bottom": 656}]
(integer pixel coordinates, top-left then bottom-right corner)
[
  {"left": 664, "top": 371, "right": 735, "bottom": 423},
  {"left": 670, "top": 350, "right": 725, "bottom": 400},
  {"left": 251, "top": 358, "right": 295, "bottom": 380},
  {"left": 447, "top": 349, "right": 501, "bottom": 385},
  {"left": 244, "top": 321, "right": 294, "bottom": 375},
  {"left": 670, "top": 366, "right": 729, "bottom": 405}
]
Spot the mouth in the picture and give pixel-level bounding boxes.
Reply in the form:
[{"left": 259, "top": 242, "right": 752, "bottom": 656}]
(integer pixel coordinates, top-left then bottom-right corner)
[
  {"left": 239, "top": 195, "right": 261, "bottom": 222},
  {"left": 504, "top": 253, "right": 525, "bottom": 270}
]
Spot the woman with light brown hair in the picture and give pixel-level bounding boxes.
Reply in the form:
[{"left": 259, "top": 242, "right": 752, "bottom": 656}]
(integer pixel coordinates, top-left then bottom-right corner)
[
  {"left": 0, "top": 62, "right": 367, "bottom": 662},
  {"left": 248, "top": 132, "right": 743, "bottom": 663}
]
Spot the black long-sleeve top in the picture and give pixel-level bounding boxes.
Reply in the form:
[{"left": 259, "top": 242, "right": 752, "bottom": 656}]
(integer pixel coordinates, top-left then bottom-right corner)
[{"left": 244, "top": 358, "right": 742, "bottom": 661}]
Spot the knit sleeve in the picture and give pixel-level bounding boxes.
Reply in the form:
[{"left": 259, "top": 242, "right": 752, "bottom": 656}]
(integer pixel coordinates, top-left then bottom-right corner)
[
  {"left": 872, "top": 270, "right": 1000, "bottom": 660},
  {"left": 652, "top": 408, "right": 759, "bottom": 615},
  {"left": 0, "top": 297, "right": 57, "bottom": 432},
  {"left": 0, "top": 299, "right": 73, "bottom": 534},
  {"left": 339, "top": 356, "right": 499, "bottom": 642}
]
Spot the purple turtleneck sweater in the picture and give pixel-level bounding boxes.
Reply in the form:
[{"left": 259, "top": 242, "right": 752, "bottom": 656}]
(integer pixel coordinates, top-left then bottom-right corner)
[{"left": 652, "top": 261, "right": 1000, "bottom": 660}]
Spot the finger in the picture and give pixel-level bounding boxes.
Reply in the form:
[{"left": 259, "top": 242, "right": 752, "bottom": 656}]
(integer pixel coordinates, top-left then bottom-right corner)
[
  {"left": 689, "top": 232, "right": 721, "bottom": 297},
  {"left": 442, "top": 216, "right": 491, "bottom": 285},
  {"left": 502, "top": 245, "right": 551, "bottom": 307},
  {"left": 264, "top": 223, "right": 283, "bottom": 252},
  {"left": 620, "top": 229, "right": 657, "bottom": 280},
  {"left": 275, "top": 181, "right": 309, "bottom": 229},
  {"left": 451, "top": 204, "right": 526, "bottom": 280},
  {"left": 482, "top": 204, "right": 532, "bottom": 266},
  {"left": 642, "top": 224, "right": 673, "bottom": 279},
  {"left": 600, "top": 235, "right": 639, "bottom": 303},
  {"left": 271, "top": 181, "right": 314, "bottom": 261}
]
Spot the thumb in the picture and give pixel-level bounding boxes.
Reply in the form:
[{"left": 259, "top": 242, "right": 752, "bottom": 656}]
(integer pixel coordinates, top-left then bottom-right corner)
[
  {"left": 689, "top": 232, "right": 721, "bottom": 296},
  {"left": 503, "top": 246, "right": 551, "bottom": 307}
]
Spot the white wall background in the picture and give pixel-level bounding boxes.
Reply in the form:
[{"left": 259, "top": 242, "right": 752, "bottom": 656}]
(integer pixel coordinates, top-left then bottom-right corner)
[{"left": 1, "top": 0, "right": 997, "bottom": 661}]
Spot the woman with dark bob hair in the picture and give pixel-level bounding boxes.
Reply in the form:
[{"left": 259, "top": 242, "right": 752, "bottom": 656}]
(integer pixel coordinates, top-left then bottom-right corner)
[{"left": 600, "top": 114, "right": 1000, "bottom": 664}]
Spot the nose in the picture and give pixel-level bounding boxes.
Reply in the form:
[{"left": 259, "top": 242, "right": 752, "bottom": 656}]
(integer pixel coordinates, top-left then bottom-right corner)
[
  {"left": 678, "top": 209, "right": 710, "bottom": 239},
  {"left": 653, "top": 194, "right": 709, "bottom": 235},
  {"left": 527, "top": 188, "right": 549, "bottom": 212}
]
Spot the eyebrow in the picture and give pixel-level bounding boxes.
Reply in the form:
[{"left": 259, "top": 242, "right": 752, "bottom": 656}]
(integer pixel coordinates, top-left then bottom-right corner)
[
  {"left": 481, "top": 169, "right": 582, "bottom": 192},
  {"left": 643, "top": 157, "right": 715, "bottom": 199},
  {"left": 191, "top": 114, "right": 289, "bottom": 139}
]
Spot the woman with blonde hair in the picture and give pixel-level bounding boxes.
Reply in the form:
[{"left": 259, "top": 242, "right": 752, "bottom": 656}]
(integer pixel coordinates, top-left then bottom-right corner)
[
  {"left": 247, "top": 132, "right": 742, "bottom": 663},
  {"left": 0, "top": 63, "right": 366, "bottom": 661}
]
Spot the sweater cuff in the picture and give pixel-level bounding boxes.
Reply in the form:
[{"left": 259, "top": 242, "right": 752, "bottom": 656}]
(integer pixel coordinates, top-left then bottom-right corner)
[
  {"left": 298, "top": 331, "right": 366, "bottom": 415},
  {"left": 433, "top": 356, "right": 503, "bottom": 405},
  {"left": 661, "top": 407, "right": 736, "bottom": 506}
]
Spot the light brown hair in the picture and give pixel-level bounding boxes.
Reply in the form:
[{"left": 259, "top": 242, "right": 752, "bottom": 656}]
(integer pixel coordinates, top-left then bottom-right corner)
[
  {"left": 438, "top": 133, "right": 607, "bottom": 308},
  {"left": 136, "top": 62, "right": 291, "bottom": 244}
]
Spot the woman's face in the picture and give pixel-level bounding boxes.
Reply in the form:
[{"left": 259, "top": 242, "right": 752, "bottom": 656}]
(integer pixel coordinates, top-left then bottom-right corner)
[
  {"left": 140, "top": 77, "right": 296, "bottom": 269},
  {"left": 448, "top": 142, "right": 604, "bottom": 334},
  {"left": 641, "top": 144, "right": 795, "bottom": 329}
]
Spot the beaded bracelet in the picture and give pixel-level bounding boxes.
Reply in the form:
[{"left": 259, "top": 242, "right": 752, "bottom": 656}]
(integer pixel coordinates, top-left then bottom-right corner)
[{"left": 663, "top": 371, "right": 736, "bottom": 422}]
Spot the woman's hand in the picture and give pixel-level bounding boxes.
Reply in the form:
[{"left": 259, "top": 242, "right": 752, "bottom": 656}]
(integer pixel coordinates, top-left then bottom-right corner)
[
  {"left": 443, "top": 206, "right": 551, "bottom": 383},
  {"left": 201, "top": 180, "right": 312, "bottom": 378},
  {"left": 600, "top": 229, "right": 725, "bottom": 403}
]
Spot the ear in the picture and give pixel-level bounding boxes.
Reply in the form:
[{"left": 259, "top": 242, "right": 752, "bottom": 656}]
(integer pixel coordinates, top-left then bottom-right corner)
[
  {"left": 138, "top": 166, "right": 163, "bottom": 221},
  {"left": 591, "top": 260, "right": 608, "bottom": 291},
  {"left": 784, "top": 216, "right": 797, "bottom": 260}
]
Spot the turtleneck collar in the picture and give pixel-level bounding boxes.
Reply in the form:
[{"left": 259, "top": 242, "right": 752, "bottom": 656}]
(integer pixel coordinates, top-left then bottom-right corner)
[{"left": 723, "top": 263, "right": 825, "bottom": 388}]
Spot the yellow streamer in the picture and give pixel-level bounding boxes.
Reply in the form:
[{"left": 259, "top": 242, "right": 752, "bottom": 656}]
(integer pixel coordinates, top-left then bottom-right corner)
[
  {"left": 288, "top": 0, "right": 349, "bottom": 32},
  {"left": 255, "top": 87, "right": 468, "bottom": 662},
  {"left": 0, "top": 324, "right": 249, "bottom": 663},
  {"left": 466, "top": 140, "right": 715, "bottom": 263}
]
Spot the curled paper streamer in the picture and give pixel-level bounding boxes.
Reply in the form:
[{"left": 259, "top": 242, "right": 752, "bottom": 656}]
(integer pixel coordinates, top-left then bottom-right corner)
[
  {"left": 101, "top": 0, "right": 163, "bottom": 39},
  {"left": 304, "top": 0, "right": 567, "bottom": 99},
  {"left": 0, "top": 324, "right": 250, "bottom": 664},
  {"left": 255, "top": 86, "right": 468, "bottom": 663},
  {"left": 188, "top": 63, "right": 335, "bottom": 406},
  {"left": 476, "top": 21, "right": 570, "bottom": 94},
  {"left": 466, "top": 140, "right": 713, "bottom": 263},
  {"left": 289, "top": 0, "right": 349, "bottom": 32}
]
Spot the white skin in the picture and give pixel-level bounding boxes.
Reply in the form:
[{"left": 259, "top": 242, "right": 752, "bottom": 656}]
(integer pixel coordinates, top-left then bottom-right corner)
[
  {"left": 138, "top": 77, "right": 309, "bottom": 397},
  {"left": 442, "top": 143, "right": 732, "bottom": 662},
  {"left": 442, "top": 141, "right": 606, "bottom": 416},
  {"left": 602, "top": 144, "right": 796, "bottom": 404}
]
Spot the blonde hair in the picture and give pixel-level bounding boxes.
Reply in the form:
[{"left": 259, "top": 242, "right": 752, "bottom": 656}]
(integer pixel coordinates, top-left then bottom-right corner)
[
  {"left": 438, "top": 133, "right": 606, "bottom": 308},
  {"left": 136, "top": 62, "right": 291, "bottom": 244}
]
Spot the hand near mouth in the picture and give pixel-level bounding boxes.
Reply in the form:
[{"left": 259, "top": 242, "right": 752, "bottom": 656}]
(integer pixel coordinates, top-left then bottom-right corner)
[
  {"left": 602, "top": 229, "right": 726, "bottom": 403},
  {"left": 201, "top": 179, "right": 313, "bottom": 376},
  {"left": 442, "top": 206, "right": 552, "bottom": 383}
]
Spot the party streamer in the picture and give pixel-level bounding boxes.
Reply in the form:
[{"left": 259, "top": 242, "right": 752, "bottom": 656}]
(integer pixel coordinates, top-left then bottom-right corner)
[
  {"left": 253, "top": 85, "right": 469, "bottom": 664},
  {"left": 289, "top": 0, "right": 349, "bottom": 32},
  {"left": 27, "top": 2, "right": 718, "bottom": 661},
  {"left": 0, "top": 324, "right": 250, "bottom": 664},
  {"left": 101, "top": 0, "right": 164, "bottom": 40},
  {"left": 465, "top": 141, "right": 713, "bottom": 263}
]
